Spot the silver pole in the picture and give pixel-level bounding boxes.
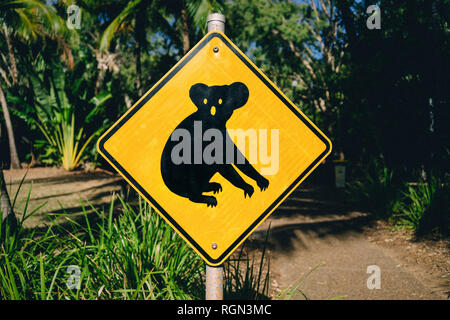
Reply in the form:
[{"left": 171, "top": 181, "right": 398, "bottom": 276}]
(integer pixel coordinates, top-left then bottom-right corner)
[
  {"left": 205, "top": 12, "right": 225, "bottom": 301},
  {"left": 207, "top": 13, "right": 225, "bottom": 33},
  {"left": 205, "top": 264, "right": 224, "bottom": 300}
]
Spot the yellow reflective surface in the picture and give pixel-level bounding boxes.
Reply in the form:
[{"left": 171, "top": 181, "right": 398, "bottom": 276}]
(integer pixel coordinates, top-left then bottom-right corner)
[{"left": 98, "top": 31, "right": 331, "bottom": 266}]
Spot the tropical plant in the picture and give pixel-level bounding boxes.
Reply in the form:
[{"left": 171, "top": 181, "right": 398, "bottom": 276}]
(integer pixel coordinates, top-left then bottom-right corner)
[
  {"left": 394, "top": 175, "right": 449, "bottom": 235},
  {"left": 394, "top": 180, "right": 435, "bottom": 229},
  {"left": 186, "top": 0, "right": 225, "bottom": 34},
  {"left": 0, "top": 193, "right": 204, "bottom": 299},
  {"left": 347, "top": 163, "right": 404, "bottom": 218},
  {"left": 99, "top": 0, "right": 224, "bottom": 97},
  {"left": 99, "top": 0, "right": 170, "bottom": 96},
  {"left": 170, "top": 0, "right": 225, "bottom": 53},
  {"left": 0, "top": 0, "right": 71, "bottom": 169},
  {"left": 31, "top": 63, "right": 107, "bottom": 170},
  {"left": 226, "top": 0, "right": 347, "bottom": 136},
  {"left": 1, "top": 179, "right": 275, "bottom": 300},
  {"left": 0, "top": 168, "right": 13, "bottom": 223},
  {"left": 36, "top": 111, "right": 99, "bottom": 171},
  {"left": 223, "top": 227, "right": 270, "bottom": 300}
]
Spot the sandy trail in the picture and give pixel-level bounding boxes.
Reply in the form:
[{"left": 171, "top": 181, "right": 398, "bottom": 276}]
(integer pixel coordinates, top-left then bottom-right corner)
[{"left": 252, "top": 186, "right": 448, "bottom": 300}]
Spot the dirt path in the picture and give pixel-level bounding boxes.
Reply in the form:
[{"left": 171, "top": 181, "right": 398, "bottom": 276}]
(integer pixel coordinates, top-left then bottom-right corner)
[
  {"left": 252, "top": 186, "right": 449, "bottom": 300},
  {"left": 4, "top": 167, "right": 123, "bottom": 228}
]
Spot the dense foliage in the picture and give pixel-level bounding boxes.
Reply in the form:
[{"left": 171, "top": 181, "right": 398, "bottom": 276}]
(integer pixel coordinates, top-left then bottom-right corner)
[
  {"left": 0, "top": 1, "right": 448, "bottom": 230},
  {"left": 0, "top": 192, "right": 270, "bottom": 299}
]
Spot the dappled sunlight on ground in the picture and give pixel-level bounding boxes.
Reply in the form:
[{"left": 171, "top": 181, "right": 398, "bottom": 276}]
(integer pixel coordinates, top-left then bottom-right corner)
[{"left": 4, "top": 167, "right": 123, "bottom": 228}]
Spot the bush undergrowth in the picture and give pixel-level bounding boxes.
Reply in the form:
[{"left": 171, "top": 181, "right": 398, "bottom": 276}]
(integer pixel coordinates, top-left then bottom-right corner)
[
  {"left": 0, "top": 184, "right": 272, "bottom": 300},
  {"left": 348, "top": 163, "right": 449, "bottom": 237},
  {"left": 1, "top": 194, "right": 206, "bottom": 299}
]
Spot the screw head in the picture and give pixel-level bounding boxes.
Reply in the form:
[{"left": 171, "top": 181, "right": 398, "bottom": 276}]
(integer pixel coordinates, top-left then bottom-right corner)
[
  {"left": 213, "top": 46, "right": 219, "bottom": 53},
  {"left": 211, "top": 243, "right": 218, "bottom": 250}
]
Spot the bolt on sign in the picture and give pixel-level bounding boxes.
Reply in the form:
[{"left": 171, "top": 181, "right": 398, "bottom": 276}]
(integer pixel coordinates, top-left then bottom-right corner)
[{"left": 97, "top": 31, "right": 332, "bottom": 266}]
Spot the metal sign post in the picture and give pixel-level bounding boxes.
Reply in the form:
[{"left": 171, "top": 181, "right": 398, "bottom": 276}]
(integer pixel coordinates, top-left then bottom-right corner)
[
  {"left": 205, "top": 13, "right": 225, "bottom": 301},
  {"left": 205, "top": 262, "right": 224, "bottom": 300}
]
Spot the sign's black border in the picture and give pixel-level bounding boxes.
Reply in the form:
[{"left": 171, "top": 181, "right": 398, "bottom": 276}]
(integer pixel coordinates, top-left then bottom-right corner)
[{"left": 98, "top": 32, "right": 331, "bottom": 265}]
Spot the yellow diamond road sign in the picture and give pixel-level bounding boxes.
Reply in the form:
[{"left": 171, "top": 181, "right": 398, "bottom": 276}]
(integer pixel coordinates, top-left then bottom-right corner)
[{"left": 97, "top": 31, "right": 332, "bottom": 266}]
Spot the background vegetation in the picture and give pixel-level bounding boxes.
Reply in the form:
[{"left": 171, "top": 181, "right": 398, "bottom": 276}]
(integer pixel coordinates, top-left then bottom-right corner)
[
  {"left": 0, "top": 0, "right": 449, "bottom": 299},
  {"left": 0, "top": 190, "right": 270, "bottom": 299}
]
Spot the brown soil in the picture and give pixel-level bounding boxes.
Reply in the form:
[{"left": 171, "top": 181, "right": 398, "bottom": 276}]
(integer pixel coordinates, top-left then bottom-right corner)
[
  {"left": 364, "top": 221, "right": 449, "bottom": 299},
  {"left": 3, "top": 166, "right": 123, "bottom": 228}
]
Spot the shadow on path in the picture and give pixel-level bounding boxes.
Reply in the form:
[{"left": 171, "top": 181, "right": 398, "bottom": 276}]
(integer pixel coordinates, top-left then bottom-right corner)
[{"left": 250, "top": 185, "right": 373, "bottom": 254}]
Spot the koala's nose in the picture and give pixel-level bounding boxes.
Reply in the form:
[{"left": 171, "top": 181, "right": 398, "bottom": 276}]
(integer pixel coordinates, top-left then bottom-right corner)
[{"left": 210, "top": 106, "right": 216, "bottom": 116}]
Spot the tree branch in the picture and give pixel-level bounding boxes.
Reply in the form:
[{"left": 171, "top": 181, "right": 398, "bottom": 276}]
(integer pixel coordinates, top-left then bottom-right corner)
[{"left": 0, "top": 66, "right": 11, "bottom": 87}]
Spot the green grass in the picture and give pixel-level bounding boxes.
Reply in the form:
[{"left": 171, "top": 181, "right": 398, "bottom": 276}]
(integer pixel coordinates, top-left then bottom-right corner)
[
  {"left": 348, "top": 163, "right": 449, "bottom": 237},
  {"left": 223, "top": 228, "right": 271, "bottom": 300},
  {"left": 1, "top": 194, "right": 206, "bottom": 299},
  {"left": 1, "top": 179, "right": 273, "bottom": 300},
  {"left": 393, "top": 176, "right": 449, "bottom": 236},
  {"left": 273, "top": 263, "right": 323, "bottom": 300},
  {"left": 347, "top": 166, "right": 404, "bottom": 219}
]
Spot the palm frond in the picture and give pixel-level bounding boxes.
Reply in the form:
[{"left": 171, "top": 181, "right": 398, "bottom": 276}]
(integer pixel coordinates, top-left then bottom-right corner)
[
  {"left": 99, "top": 0, "right": 143, "bottom": 51},
  {"left": 186, "top": 0, "right": 224, "bottom": 32}
]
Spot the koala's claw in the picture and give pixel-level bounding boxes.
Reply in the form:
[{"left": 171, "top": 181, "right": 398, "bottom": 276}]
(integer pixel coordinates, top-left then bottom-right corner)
[
  {"left": 243, "top": 184, "right": 254, "bottom": 198},
  {"left": 205, "top": 196, "right": 217, "bottom": 207},
  {"left": 209, "top": 182, "right": 222, "bottom": 194},
  {"left": 257, "top": 177, "right": 269, "bottom": 191}
]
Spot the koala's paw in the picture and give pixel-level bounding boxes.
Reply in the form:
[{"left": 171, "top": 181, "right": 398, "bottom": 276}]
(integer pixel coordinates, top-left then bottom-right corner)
[
  {"left": 205, "top": 196, "right": 217, "bottom": 208},
  {"left": 209, "top": 182, "right": 223, "bottom": 194},
  {"left": 243, "top": 184, "right": 254, "bottom": 198},
  {"left": 257, "top": 177, "right": 269, "bottom": 191}
]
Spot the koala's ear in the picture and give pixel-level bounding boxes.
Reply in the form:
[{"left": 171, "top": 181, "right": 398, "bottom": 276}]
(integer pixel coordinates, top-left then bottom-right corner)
[
  {"left": 228, "top": 82, "right": 249, "bottom": 110},
  {"left": 189, "top": 83, "right": 208, "bottom": 108}
]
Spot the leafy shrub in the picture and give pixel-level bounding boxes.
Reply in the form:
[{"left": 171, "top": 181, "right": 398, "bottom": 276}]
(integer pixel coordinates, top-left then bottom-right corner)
[
  {"left": 394, "top": 175, "right": 449, "bottom": 236},
  {"left": 36, "top": 110, "right": 100, "bottom": 171},
  {"left": 223, "top": 230, "right": 270, "bottom": 300},
  {"left": 31, "top": 62, "right": 109, "bottom": 170},
  {"left": 1, "top": 187, "right": 274, "bottom": 299},
  {"left": 347, "top": 164, "right": 404, "bottom": 218},
  {"left": 0, "top": 195, "right": 204, "bottom": 300}
]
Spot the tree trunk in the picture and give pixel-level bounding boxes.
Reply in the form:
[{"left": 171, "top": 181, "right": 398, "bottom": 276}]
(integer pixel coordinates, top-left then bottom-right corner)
[
  {"left": 0, "top": 85, "right": 21, "bottom": 169},
  {"left": 95, "top": 66, "right": 106, "bottom": 95},
  {"left": 135, "top": 29, "right": 143, "bottom": 96},
  {"left": 181, "top": 3, "right": 190, "bottom": 54},
  {"left": 335, "top": 0, "right": 357, "bottom": 54},
  {"left": 3, "top": 26, "right": 18, "bottom": 85},
  {"left": 0, "top": 167, "right": 13, "bottom": 222},
  {"left": 135, "top": 40, "right": 142, "bottom": 95},
  {"left": 124, "top": 93, "right": 132, "bottom": 109}
]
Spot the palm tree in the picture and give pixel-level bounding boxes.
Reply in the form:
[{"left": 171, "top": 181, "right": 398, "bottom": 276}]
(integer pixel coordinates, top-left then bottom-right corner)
[
  {"left": 100, "top": 0, "right": 160, "bottom": 96},
  {"left": 0, "top": 0, "right": 69, "bottom": 169},
  {"left": 184, "top": 0, "right": 224, "bottom": 52},
  {"left": 164, "top": 0, "right": 224, "bottom": 54},
  {"left": 99, "top": 0, "right": 224, "bottom": 96},
  {"left": 0, "top": 167, "right": 13, "bottom": 222},
  {"left": 0, "top": 84, "right": 19, "bottom": 169}
]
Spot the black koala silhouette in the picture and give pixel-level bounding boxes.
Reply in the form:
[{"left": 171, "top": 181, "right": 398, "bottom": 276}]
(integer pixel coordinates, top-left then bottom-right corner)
[{"left": 160, "top": 82, "right": 269, "bottom": 207}]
